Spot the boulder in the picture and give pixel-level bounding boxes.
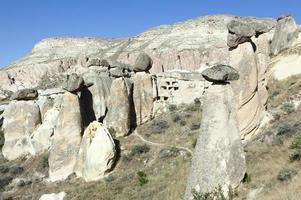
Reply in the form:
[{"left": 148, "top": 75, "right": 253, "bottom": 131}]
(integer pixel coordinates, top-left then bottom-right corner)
[
  {"left": 62, "top": 73, "right": 84, "bottom": 93},
  {"left": 75, "top": 121, "right": 116, "bottom": 181},
  {"left": 39, "top": 192, "right": 66, "bottom": 200},
  {"left": 86, "top": 57, "right": 101, "bottom": 67},
  {"left": 48, "top": 92, "right": 82, "bottom": 182},
  {"left": 201, "top": 64, "right": 239, "bottom": 82},
  {"left": 133, "top": 53, "right": 153, "bottom": 72},
  {"left": 227, "top": 18, "right": 275, "bottom": 48},
  {"left": 31, "top": 107, "right": 60, "bottom": 153},
  {"left": 105, "top": 78, "right": 132, "bottom": 137},
  {"left": 11, "top": 89, "right": 38, "bottom": 101},
  {"left": 185, "top": 84, "right": 246, "bottom": 199},
  {"left": 270, "top": 15, "right": 299, "bottom": 55},
  {"left": 81, "top": 72, "right": 112, "bottom": 125},
  {"left": 2, "top": 101, "right": 41, "bottom": 160},
  {"left": 132, "top": 73, "right": 154, "bottom": 125}
]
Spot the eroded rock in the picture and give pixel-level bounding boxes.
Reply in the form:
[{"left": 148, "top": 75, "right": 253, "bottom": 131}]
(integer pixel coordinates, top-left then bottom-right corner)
[
  {"left": 201, "top": 64, "right": 239, "bottom": 82},
  {"left": 11, "top": 89, "right": 38, "bottom": 101},
  {"left": 133, "top": 52, "right": 153, "bottom": 72},
  {"left": 48, "top": 92, "right": 82, "bottom": 182},
  {"left": 62, "top": 73, "right": 84, "bottom": 93},
  {"left": 75, "top": 121, "right": 116, "bottom": 182}
]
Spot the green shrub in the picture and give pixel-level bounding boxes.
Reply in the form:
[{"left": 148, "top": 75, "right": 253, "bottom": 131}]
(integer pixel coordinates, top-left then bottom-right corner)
[
  {"left": 137, "top": 171, "right": 149, "bottom": 186},
  {"left": 0, "top": 129, "right": 4, "bottom": 150},
  {"left": 242, "top": 173, "right": 252, "bottom": 183},
  {"left": 131, "top": 144, "right": 150, "bottom": 156},
  {"left": 289, "top": 150, "right": 301, "bottom": 162},
  {"left": 194, "top": 98, "right": 201, "bottom": 105},
  {"left": 180, "top": 120, "right": 187, "bottom": 126},
  {"left": 276, "top": 124, "right": 291, "bottom": 136},
  {"left": 277, "top": 169, "right": 297, "bottom": 182},
  {"left": 171, "top": 113, "right": 181, "bottom": 123},
  {"left": 168, "top": 104, "right": 178, "bottom": 112},
  {"left": 151, "top": 119, "right": 169, "bottom": 134},
  {"left": 191, "top": 186, "right": 227, "bottom": 200},
  {"left": 281, "top": 102, "right": 295, "bottom": 114},
  {"left": 290, "top": 136, "right": 301, "bottom": 149},
  {"left": 159, "top": 147, "right": 180, "bottom": 159}
]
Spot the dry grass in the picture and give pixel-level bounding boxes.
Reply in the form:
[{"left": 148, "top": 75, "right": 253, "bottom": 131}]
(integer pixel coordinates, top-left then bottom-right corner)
[{"left": 1, "top": 102, "right": 201, "bottom": 200}]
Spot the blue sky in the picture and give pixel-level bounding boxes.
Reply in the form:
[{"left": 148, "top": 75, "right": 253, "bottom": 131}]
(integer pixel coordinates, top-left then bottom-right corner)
[{"left": 0, "top": 0, "right": 300, "bottom": 68}]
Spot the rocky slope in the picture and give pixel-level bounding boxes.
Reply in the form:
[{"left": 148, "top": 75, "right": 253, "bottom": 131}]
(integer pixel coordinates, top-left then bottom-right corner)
[{"left": 1, "top": 14, "right": 301, "bottom": 200}]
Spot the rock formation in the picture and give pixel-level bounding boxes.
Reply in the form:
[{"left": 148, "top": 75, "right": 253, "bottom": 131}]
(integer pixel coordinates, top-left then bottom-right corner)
[
  {"left": 48, "top": 92, "right": 82, "bottom": 182},
  {"left": 10, "top": 88, "right": 38, "bottom": 101},
  {"left": 75, "top": 121, "right": 116, "bottom": 182},
  {"left": 105, "top": 78, "right": 132, "bottom": 137},
  {"left": 2, "top": 101, "right": 41, "bottom": 160},
  {"left": 132, "top": 72, "right": 154, "bottom": 125},
  {"left": 201, "top": 64, "right": 239, "bottom": 82},
  {"left": 185, "top": 69, "right": 246, "bottom": 199},
  {"left": 62, "top": 73, "right": 85, "bottom": 93},
  {"left": 133, "top": 52, "right": 153, "bottom": 72},
  {"left": 270, "top": 15, "right": 300, "bottom": 55}
]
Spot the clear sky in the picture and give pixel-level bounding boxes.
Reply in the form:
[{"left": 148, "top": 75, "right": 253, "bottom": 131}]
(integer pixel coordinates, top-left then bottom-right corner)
[{"left": 0, "top": 0, "right": 300, "bottom": 68}]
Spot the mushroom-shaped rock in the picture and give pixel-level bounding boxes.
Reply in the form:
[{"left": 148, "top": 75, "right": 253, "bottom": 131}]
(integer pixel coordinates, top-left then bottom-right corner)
[
  {"left": 62, "top": 73, "right": 85, "bottom": 93},
  {"left": 201, "top": 64, "right": 239, "bottom": 83},
  {"left": 11, "top": 89, "right": 38, "bottom": 101},
  {"left": 133, "top": 53, "right": 153, "bottom": 72},
  {"left": 75, "top": 121, "right": 116, "bottom": 182}
]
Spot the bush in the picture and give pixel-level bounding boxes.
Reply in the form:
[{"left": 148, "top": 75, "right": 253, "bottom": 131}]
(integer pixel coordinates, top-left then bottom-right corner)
[
  {"left": 131, "top": 144, "right": 150, "bottom": 156},
  {"left": 194, "top": 98, "right": 201, "bottom": 105},
  {"left": 191, "top": 186, "right": 227, "bottom": 200},
  {"left": 137, "top": 171, "right": 149, "bottom": 186},
  {"left": 281, "top": 102, "right": 295, "bottom": 114},
  {"left": 277, "top": 169, "right": 297, "bottom": 182},
  {"left": 242, "top": 173, "right": 252, "bottom": 183},
  {"left": 276, "top": 124, "right": 291, "bottom": 136},
  {"left": 290, "top": 136, "right": 301, "bottom": 149},
  {"left": 168, "top": 104, "right": 178, "bottom": 112},
  {"left": 190, "top": 122, "right": 201, "bottom": 130},
  {"left": 180, "top": 120, "right": 187, "bottom": 126},
  {"left": 289, "top": 150, "right": 301, "bottom": 162},
  {"left": 151, "top": 119, "right": 169, "bottom": 134},
  {"left": 0, "top": 129, "right": 4, "bottom": 150},
  {"left": 171, "top": 113, "right": 181, "bottom": 123},
  {"left": 159, "top": 147, "right": 180, "bottom": 159}
]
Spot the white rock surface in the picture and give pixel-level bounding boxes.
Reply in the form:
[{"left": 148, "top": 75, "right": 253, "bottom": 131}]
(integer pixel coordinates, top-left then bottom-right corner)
[
  {"left": 2, "top": 101, "right": 41, "bottom": 160},
  {"left": 271, "top": 54, "right": 301, "bottom": 80},
  {"left": 39, "top": 192, "right": 66, "bottom": 200},
  {"left": 75, "top": 121, "right": 116, "bottom": 182},
  {"left": 48, "top": 92, "right": 82, "bottom": 182}
]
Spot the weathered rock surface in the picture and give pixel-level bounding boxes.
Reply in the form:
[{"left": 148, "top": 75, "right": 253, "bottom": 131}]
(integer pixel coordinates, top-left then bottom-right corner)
[
  {"left": 39, "top": 192, "right": 66, "bottom": 200},
  {"left": 270, "top": 15, "right": 299, "bottom": 55},
  {"left": 201, "top": 64, "right": 239, "bottom": 82},
  {"left": 81, "top": 72, "right": 112, "bottom": 123},
  {"left": 2, "top": 101, "right": 41, "bottom": 160},
  {"left": 48, "top": 92, "right": 82, "bottom": 182},
  {"left": 62, "top": 73, "right": 84, "bottom": 93},
  {"left": 75, "top": 121, "right": 116, "bottom": 182},
  {"left": 132, "top": 73, "right": 154, "bottom": 125},
  {"left": 11, "top": 89, "right": 38, "bottom": 100},
  {"left": 185, "top": 84, "right": 246, "bottom": 199},
  {"left": 133, "top": 52, "right": 153, "bottom": 72},
  {"left": 227, "top": 17, "right": 276, "bottom": 48},
  {"left": 31, "top": 107, "right": 60, "bottom": 153},
  {"left": 105, "top": 78, "right": 131, "bottom": 137}
]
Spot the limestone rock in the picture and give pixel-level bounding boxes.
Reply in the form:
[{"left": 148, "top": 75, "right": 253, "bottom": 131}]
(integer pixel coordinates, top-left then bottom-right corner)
[
  {"left": 31, "top": 107, "right": 60, "bottom": 153},
  {"left": 11, "top": 89, "right": 38, "bottom": 101},
  {"left": 62, "top": 73, "right": 84, "bottom": 93},
  {"left": 201, "top": 64, "right": 239, "bottom": 82},
  {"left": 133, "top": 53, "right": 153, "bottom": 72},
  {"left": 132, "top": 73, "right": 154, "bottom": 125},
  {"left": 185, "top": 84, "right": 246, "bottom": 199},
  {"left": 105, "top": 78, "right": 131, "bottom": 137},
  {"left": 2, "top": 101, "right": 41, "bottom": 160},
  {"left": 270, "top": 15, "right": 299, "bottom": 55},
  {"left": 39, "top": 192, "right": 66, "bottom": 200},
  {"left": 75, "top": 121, "right": 116, "bottom": 181},
  {"left": 48, "top": 92, "right": 82, "bottom": 182},
  {"left": 81, "top": 72, "right": 112, "bottom": 124},
  {"left": 227, "top": 17, "right": 275, "bottom": 48}
]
